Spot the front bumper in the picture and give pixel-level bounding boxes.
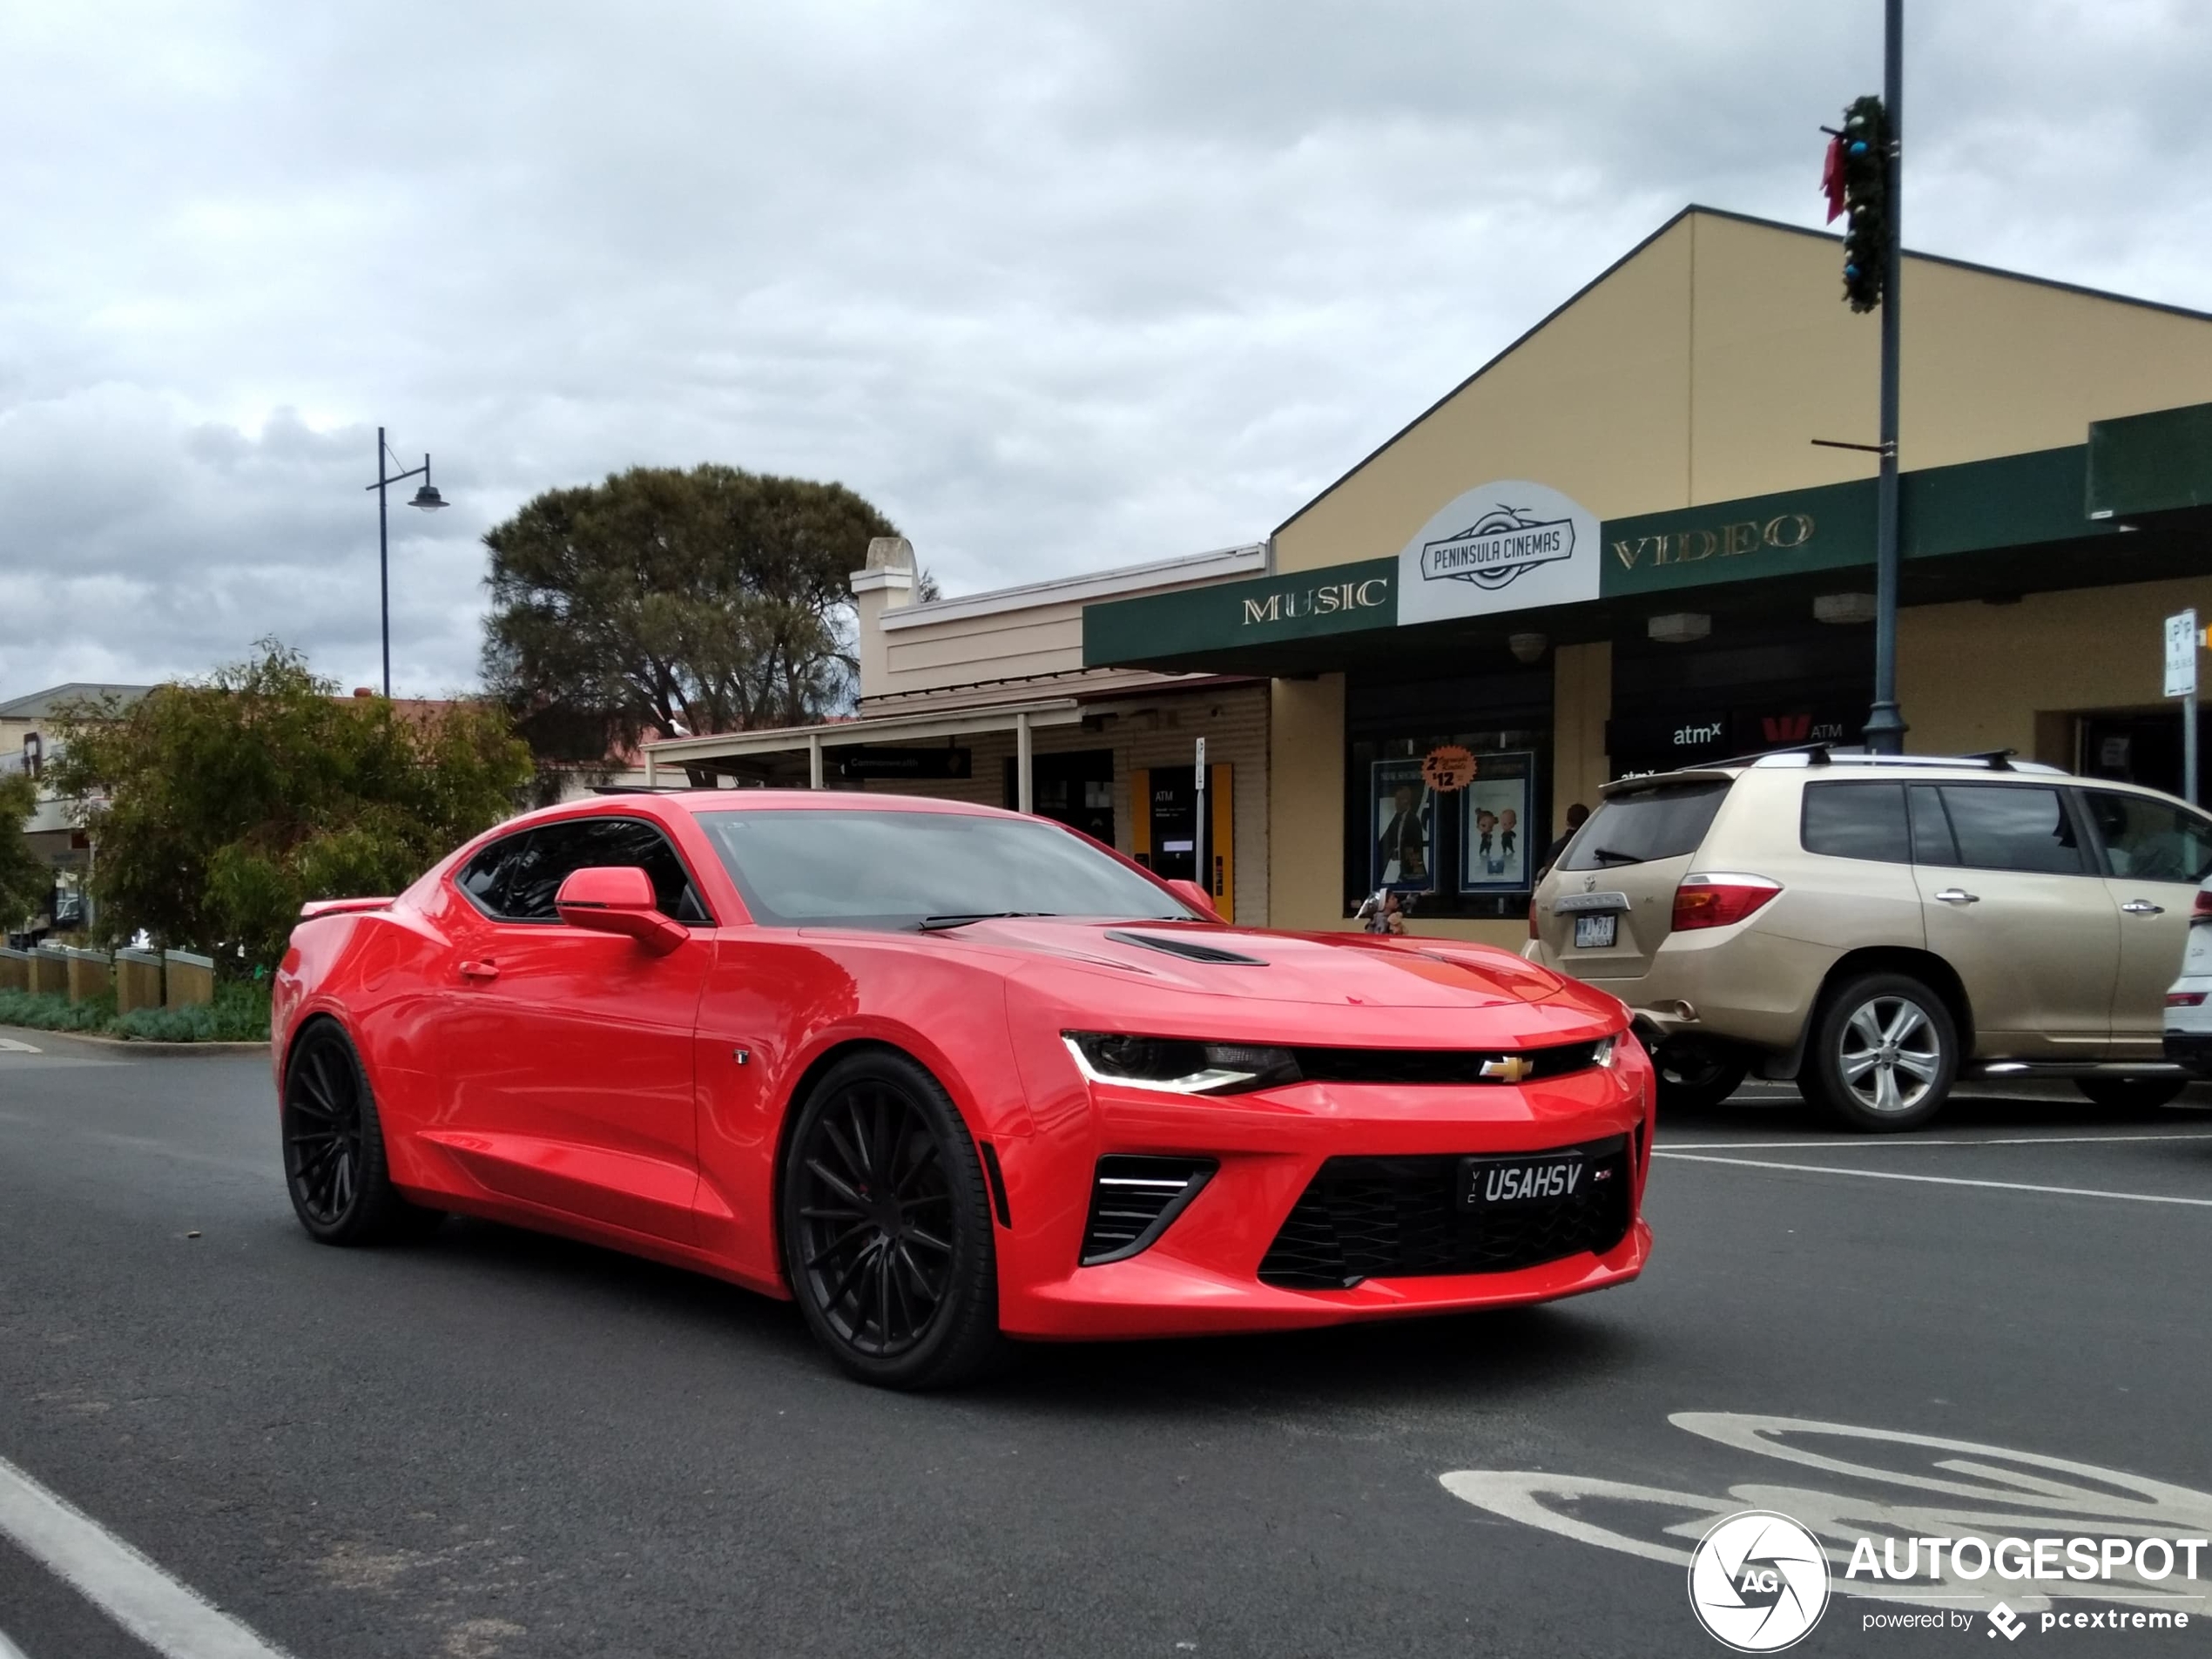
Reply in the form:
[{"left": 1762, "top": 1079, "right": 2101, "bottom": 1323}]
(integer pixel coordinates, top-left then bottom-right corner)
[{"left": 995, "top": 1058, "right": 1655, "bottom": 1340}]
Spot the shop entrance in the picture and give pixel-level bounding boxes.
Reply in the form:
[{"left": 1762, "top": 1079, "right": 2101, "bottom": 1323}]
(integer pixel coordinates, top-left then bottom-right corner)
[
  {"left": 2080, "top": 710, "right": 2209, "bottom": 801},
  {"left": 1005, "top": 748, "right": 1116, "bottom": 843}
]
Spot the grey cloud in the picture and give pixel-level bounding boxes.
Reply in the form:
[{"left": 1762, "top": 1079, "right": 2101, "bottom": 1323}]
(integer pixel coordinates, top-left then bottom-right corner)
[{"left": 2, "top": 1, "right": 2208, "bottom": 697}]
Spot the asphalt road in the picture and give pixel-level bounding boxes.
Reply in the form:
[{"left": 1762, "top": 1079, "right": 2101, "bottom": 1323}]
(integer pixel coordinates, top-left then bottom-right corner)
[{"left": 4, "top": 1031, "right": 2212, "bottom": 1658}]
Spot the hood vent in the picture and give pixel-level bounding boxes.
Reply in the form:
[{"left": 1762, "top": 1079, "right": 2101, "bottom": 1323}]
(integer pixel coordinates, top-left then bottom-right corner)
[{"left": 1103, "top": 930, "right": 1266, "bottom": 967}]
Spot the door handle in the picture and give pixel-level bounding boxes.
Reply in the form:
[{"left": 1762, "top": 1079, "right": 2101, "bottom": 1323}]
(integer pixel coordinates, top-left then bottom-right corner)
[
  {"left": 458, "top": 959, "right": 500, "bottom": 981},
  {"left": 2121, "top": 900, "right": 2166, "bottom": 915},
  {"left": 1933, "top": 888, "right": 1979, "bottom": 905}
]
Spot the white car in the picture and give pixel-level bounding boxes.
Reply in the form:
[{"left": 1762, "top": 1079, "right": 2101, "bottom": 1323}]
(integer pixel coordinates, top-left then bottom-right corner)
[{"left": 2163, "top": 881, "right": 2212, "bottom": 1075}]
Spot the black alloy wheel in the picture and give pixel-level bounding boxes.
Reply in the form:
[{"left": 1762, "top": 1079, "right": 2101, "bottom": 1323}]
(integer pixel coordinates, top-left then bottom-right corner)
[
  {"left": 1652, "top": 1042, "right": 1749, "bottom": 1113},
  {"left": 281, "top": 1021, "right": 437, "bottom": 1244},
  {"left": 2075, "top": 1076, "right": 2188, "bottom": 1111},
  {"left": 781, "top": 1050, "right": 1005, "bottom": 1389}
]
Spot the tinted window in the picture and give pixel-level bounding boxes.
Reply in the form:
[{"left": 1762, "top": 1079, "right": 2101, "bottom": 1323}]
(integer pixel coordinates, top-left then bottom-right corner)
[
  {"left": 1801, "top": 783, "right": 1910, "bottom": 862},
  {"left": 2080, "top": 791, "right": 2212, "bottom": 884},
  {"left": 1907, "top": 785, "right": 1955, "bottom": 864},
  {"left": 1932, "top": 785, "right": 2084, "bottom": 875},
  {"left": 1560, "top": 781, "right": 1730, "bottom": 870},
  {"left": 697, "top": 809, "right": 1193, "bottom": 929},
  {"left": 459, "top": 818, "right": 710, "bottom": 923}
]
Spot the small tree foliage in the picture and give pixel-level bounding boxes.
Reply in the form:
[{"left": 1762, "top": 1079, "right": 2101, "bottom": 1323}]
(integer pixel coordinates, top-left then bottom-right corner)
[{"left": 47, "top": 642, "right": 532, "bottom": 968}]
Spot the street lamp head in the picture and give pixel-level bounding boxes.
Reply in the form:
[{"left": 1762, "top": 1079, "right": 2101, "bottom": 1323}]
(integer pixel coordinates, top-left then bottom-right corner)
[{"left": 408, "top": 483, "right": 447, "bottom": 512}]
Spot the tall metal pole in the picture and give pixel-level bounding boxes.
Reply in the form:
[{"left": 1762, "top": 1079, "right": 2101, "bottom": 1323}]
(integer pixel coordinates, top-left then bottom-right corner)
[
  {"left": 375, "top": 424, "right": 392, "bottom": 698},
  {"left": 1863, "top": 0, "right": 1907, "bottom": 753}
]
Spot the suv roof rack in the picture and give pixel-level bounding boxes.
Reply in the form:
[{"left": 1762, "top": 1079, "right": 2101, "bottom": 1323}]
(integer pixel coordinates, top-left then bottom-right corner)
[{"left": 1960, "top": 748, "right": 2017, "bottom": 770}]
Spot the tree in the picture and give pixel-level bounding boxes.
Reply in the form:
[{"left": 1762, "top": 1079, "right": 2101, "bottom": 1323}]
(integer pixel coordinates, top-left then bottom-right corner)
[
  {"left": 482, "top": 464, "right": 898, "bottom": 762},
  {"left": 0, "top": 771, "right": 50, "bottom": 932},
  {"left": 46, "top": 642, "right": 532, "bottom": 970}
]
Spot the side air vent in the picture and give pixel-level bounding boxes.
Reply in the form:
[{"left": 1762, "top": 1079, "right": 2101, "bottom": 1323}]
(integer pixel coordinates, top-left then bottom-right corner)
[
  {"left": 1104, "top": 930, "right": 1267, "bottom": 967},
  {"left": 1079, "top": 1156, "right": 1218, "bottom": 1265}
]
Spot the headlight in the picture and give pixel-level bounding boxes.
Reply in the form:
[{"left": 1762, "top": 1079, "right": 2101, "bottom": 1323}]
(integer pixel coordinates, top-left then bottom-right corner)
[
  {"left": 1063, "top": 1033, "right": 1302, "bottom": 1096},
  {"left": 1592, "top": 1035, "right": 1620, "bottom": 1069}
]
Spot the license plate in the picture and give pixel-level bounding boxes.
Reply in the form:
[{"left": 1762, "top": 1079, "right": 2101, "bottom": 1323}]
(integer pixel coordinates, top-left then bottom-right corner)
[
  {"left": 1573, "top": 914, "right": 1617, "bottom": 948},
  {"left": 1462, "top": 1153, "right": 1585, "bottom": 1211}
]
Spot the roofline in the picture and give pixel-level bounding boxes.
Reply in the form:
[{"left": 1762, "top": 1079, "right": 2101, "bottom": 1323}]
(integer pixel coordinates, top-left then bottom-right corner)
[
  {"left": 1272, "top": 202, "right": 2212, "bottom": 542},
  {"left": 881, "top": 543, "right": 1268, "bottom": 631}
]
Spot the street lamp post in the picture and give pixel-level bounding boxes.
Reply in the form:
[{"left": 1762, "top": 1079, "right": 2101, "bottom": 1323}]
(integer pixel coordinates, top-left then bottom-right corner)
[
  {"left": 1862, "top": 0, "right": 1908, "bottom": 754},
  {"left": 365, "top": 426, "right": 448, "bottom": 698}
]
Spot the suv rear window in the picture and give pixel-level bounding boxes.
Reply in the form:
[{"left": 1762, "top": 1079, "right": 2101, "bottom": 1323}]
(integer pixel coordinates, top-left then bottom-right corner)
[{"left": 1560, "top": 781, "right": 1730, "bottom": 870}]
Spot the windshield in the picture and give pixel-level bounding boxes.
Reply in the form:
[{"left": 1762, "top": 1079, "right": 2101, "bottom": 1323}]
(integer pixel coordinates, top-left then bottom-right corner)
[
  {"left": 1560, "top": 780, "right": 1732, "bottom": 870},
  {"left": 696, "top": 808, "right": 1197, "bottom": 930}
]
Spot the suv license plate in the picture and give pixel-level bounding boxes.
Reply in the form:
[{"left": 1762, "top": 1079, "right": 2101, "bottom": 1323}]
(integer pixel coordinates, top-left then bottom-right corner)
[
  {"left": 1573, "top": 914, "right": 1617, "bottom": 948},
  {"left": 1462, "top": 1153, "right": 1585, "bottom": 1211}
]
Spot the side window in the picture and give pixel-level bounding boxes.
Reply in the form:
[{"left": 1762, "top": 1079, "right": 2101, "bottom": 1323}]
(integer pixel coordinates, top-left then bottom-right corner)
[
  {"left": 1801, "top": 783, "right": 1909, "bottom": 862},
  {"left": 2080, "top": 790, "right": 2212, "bottom": 885},
  {"left": 1933, "top": 785, "right": 2085, "bottom": 876},
  {"left": 457, "top": 819, "right": 710, "bottom": 923},
  {"left": 1907, "top": 786, "right": 1954, "bottom": 864}
]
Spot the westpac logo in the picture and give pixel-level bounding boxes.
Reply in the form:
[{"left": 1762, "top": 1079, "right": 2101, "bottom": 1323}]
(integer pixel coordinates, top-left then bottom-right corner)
[{"left": 1419, "top": 503, "right": 1576, "bottom": 590}]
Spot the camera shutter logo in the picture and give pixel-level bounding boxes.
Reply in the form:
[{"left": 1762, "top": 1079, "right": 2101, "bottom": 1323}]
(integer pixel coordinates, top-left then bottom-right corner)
[
  {"left": 1687, "top": 1511, "right": 1829, "bottom": 1652},
  {"left": 1420, "top": 503, "right": 1576, "bottom": 591}
]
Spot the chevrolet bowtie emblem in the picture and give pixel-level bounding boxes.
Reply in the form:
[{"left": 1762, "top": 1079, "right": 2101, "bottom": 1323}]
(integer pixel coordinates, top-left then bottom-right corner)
[{"left": 1480, "top": 1055, "right": 1535, "bottom": 1083}]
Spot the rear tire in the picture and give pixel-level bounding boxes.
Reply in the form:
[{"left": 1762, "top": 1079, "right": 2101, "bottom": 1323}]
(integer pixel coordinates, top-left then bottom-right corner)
[
  {"left": 2075, "top": 1076, "right": 2188, "bottom": 1110},
  {"left": 779, "top": 1050, "right": 1008, "bottom": 1390},
  {"left": 281, "top": 1020, "right": 441, "bottom": 1244},
  {"left": 1801, "top": 972, "right": 1959, "bottom": 1133},
  {"left": 1652, "top": 1042, "right": 1749, "bottom": 1112}
]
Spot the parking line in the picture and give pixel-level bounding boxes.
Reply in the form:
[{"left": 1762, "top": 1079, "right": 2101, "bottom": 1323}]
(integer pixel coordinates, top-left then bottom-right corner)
[
  {"left": 1, "top": 1627, "right": 30, "bottom": 1659},
  {"left": 1661, "top": 1132, "right": 2212, "bottom": 1151},
  {"left": 0, "top": 1453, "right": 293, "bottom": 1659},
  {"left": 1653, "top": 1150, "right": 2212, "bottom": 1209}
]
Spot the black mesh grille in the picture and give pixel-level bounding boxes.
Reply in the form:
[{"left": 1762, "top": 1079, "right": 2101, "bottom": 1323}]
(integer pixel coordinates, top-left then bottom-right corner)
[
  {"left": 1288, "top": 1041, "right": 1603, "bottom": 1086},
  {"left": 1080, "top": 1156, "right": 1217, "bottom": 1265},
  {"left": 1258, "top": 1136, "right": 1633, "bottom": 1290}
]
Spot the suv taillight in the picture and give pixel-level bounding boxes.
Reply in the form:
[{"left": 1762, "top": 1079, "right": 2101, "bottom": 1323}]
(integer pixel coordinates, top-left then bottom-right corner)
[
  {"left": 1671, "top": 874, "right": 1783, "bottom": 932},
  {"left": 2193, "top": 889, "right": 2212, "bottom": 926}
]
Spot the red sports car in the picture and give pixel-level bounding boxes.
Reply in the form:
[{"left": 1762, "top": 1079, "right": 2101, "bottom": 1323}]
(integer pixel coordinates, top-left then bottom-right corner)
[{"left": 273, "top": 792, "right": 1653, "bottom": 1387}]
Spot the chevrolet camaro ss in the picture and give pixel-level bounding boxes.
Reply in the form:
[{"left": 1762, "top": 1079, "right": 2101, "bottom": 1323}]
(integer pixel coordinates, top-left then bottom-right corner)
[{"left": 273, "top": 792, "right": 1654, "bottom": 1387}]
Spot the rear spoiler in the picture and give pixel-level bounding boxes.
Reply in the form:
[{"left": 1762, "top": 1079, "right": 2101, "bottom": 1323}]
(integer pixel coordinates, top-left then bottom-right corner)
[{"left": 299, "top": 897, "right": 394, "bottom": 920}]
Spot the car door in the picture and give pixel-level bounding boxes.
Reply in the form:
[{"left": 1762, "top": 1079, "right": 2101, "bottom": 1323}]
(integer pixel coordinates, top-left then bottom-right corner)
[
  {"left": 2077, "top": 787, "right": 2212, "bottom": 1058},
  {"left": 1910, "top": 782, "right": 2117, "bottom": 1057},
  {"left": 433, "top": 814, "right": 714, "bottom": 1242}
]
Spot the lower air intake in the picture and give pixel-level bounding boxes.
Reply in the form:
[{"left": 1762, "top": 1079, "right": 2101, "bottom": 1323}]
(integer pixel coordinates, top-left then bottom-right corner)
[
  {"left": 1080, "top": 1156, "right": 1217, "bottom": 1265},
  {"left": 1258, "top": 1136, "right": 1632, "bottom": 1290}
]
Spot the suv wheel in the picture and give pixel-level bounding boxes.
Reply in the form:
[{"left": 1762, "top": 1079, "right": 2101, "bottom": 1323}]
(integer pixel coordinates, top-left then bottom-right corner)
[
  {"left": 2075, "top": 1076, "right": 2188, "bottom": 1110},
  {"left": 1653, "top": 1042, "right": 1749, "bottom": 1112},
  {"left": 1802, "top": 973, "right": 1958, "bottom": 1132}
]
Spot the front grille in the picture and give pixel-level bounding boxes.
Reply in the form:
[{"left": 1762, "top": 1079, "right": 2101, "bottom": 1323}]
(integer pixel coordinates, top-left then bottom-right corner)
[
  {"left": 1079, "top": 1156, "right": 1217, "bottom": 1265},
  {"left": 1288, "top": 1040, "right": 1604, "bottom": 1086},
  {"left": 1257, "top": 1136, "right": 1632, "bottom": 1290}
]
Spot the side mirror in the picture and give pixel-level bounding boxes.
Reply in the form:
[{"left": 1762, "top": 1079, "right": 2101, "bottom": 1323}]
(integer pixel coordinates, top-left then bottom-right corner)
[
  {"left": 1167, "top": 878, "right": 1222, "bottom": 922},
  {"left": 554, "top": 866, "right": 687, "bottom": 955}
]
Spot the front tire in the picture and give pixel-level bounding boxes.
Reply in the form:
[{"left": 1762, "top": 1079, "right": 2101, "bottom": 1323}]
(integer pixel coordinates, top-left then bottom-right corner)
[
  {"left": 281, "top": 1020, "right": 439, "bottom": 1244},
  {"left": 2075, "top": 1076, "right": 2188, "bottom": 1110},
  {"left": 779, "top": 1050, "right": 1006, "bottom": 1390},
  {"left": 1801, "top": 973, "right": 1959, "bottom": 1132}
]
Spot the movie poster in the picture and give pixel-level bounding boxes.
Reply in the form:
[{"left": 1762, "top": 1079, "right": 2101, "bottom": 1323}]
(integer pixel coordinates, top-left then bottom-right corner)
[
  {"left": 1369, "top": 759, "right": 1437, "bottom": 894},
  {"left": 1459, "top": 752, "right": 1535, "bottom": 891}
]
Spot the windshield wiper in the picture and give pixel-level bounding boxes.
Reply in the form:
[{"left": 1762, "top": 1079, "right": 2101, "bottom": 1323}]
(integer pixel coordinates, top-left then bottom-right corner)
[
  {"left": 1587, "top": 846, "right": 1644, "bottom": 866},
  {"left": 916, "top": 911, "right": 1055, "bottom": 931}
]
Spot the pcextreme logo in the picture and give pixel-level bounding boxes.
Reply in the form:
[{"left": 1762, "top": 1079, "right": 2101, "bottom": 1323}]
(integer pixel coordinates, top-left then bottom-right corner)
[{"left": 1687, "top": 1511, "right": 1829, "bottom": 1651}]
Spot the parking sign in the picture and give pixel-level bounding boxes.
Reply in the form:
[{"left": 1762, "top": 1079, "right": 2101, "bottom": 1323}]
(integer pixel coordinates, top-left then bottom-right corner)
[{"left": 2167, "top": 610, "right": 2198, "bottom": 699}]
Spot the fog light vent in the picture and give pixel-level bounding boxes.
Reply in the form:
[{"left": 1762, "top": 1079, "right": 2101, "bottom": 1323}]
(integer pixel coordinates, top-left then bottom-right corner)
[{"left": 1079, "top": 1156, "right": 1217, "bottom": 1265}]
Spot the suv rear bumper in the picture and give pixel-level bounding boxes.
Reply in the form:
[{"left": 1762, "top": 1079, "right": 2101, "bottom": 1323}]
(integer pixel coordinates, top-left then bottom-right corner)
[{"left": 1543, "top": 927, "right": 1835, "bottom": 1056}]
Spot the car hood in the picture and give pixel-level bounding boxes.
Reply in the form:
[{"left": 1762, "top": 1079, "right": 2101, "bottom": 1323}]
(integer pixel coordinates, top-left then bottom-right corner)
[{"left": 893, "top": 917, "right": 1602, "bottom": 1015}]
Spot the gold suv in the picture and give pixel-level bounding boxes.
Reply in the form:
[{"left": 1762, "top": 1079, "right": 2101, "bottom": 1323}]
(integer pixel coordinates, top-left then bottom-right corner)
[{"left": 1526, "top": 751, "right": 2212, "bottom": 1130}]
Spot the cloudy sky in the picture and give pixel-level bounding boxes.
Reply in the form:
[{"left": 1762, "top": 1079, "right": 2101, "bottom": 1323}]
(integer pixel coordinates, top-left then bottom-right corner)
[{"left": 3, "top": 1, "right": 2207, "bottom": 698}]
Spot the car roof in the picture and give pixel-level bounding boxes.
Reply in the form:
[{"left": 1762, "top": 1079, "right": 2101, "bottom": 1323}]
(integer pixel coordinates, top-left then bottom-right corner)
[
  {"left": 1598, "top": 750, "right": 2081, "bottom": 799},
  {"left": 488, "top": 789, "right": 1022, "bottom": 838}
]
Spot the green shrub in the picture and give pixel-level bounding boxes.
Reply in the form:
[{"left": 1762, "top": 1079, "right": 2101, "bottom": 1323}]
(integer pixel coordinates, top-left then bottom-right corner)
[{"left": 0, "top": 980, "right": 269, "bottom": 1042}]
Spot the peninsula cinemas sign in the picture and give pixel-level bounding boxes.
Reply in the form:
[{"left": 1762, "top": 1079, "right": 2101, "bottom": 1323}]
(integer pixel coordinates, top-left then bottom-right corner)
[{"left": 1398, "top": 480, "right": 1601, "bottom": 625}]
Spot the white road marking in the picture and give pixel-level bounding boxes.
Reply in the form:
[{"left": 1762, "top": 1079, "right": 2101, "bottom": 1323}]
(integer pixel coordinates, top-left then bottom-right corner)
[
  {"left": 0, "top": 1627, "right": 30, "bottom": 1659},
  {"left": 0, "top": 1039, "right": 41, "bottom": 1054},
  {"left": 1661, "top": 1131, "right": 2212, "bottom": 1151},
  {"left": 1654, "top": 1150, "right": 2212, "bottom": 1208},
  {"left": 0, "top": 1453, "right": 294, "bottom": 1659}
]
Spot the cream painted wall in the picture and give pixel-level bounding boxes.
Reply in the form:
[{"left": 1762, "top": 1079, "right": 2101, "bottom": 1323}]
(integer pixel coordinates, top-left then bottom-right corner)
[
  {"left": 1899, "top": 575, "right": 2212, "bottom": 760},
  {"left": 1267, "top": 675, "right": 1347, "bottom": 931},
  {"left": 1550, "top": 640, "right": 1612, "bottom": 823},
  {"left": 1276, "top": 208, "right": 2212, "bottom": 577}
]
